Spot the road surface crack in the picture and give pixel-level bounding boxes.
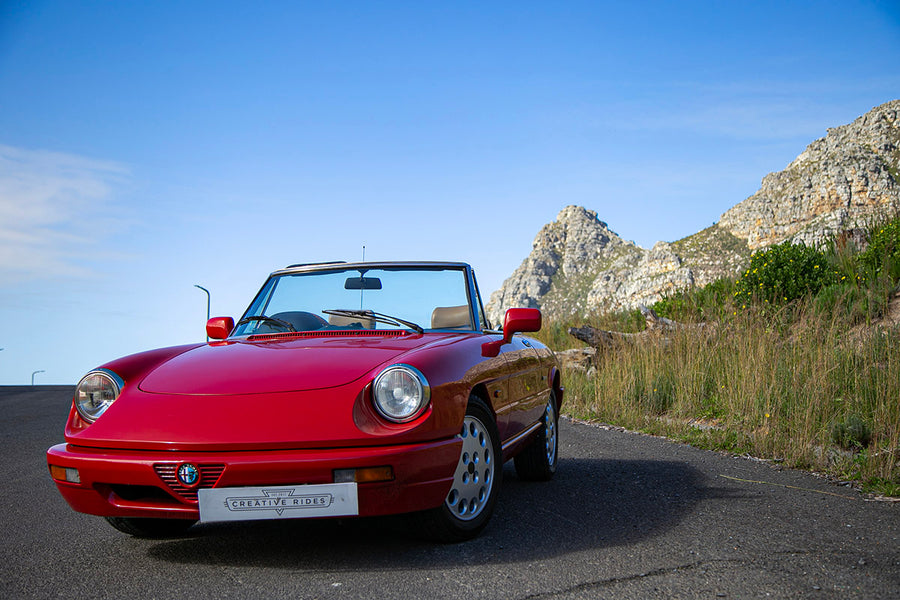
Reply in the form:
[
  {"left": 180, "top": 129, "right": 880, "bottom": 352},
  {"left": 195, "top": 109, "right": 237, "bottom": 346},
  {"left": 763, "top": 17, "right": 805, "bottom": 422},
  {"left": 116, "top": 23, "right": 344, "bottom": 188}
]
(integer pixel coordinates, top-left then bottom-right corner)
[{"left": 520, "top": 559, "right": 743, "bottom": 599}]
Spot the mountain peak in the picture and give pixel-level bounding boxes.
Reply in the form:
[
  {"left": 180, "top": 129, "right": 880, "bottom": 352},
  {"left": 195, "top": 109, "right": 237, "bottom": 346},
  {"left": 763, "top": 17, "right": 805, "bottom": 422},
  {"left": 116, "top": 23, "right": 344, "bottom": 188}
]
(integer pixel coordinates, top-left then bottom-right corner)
[
  {"left": 555, "top": 204, "right": 609, "bottom": 230},
  {"left": 487, "top": 100, "right": 899, "bottom": 321}
]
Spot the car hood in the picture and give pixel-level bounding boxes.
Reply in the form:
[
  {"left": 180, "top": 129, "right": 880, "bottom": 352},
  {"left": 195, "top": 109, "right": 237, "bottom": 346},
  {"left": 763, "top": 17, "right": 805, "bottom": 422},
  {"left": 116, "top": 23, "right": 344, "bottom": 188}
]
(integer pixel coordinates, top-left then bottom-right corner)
[
  {"left": 68, "top": 331, "right": 472, "bottom": 451},
  {"left": 138, "top": 332, "right": 433, "bottom": 395}
]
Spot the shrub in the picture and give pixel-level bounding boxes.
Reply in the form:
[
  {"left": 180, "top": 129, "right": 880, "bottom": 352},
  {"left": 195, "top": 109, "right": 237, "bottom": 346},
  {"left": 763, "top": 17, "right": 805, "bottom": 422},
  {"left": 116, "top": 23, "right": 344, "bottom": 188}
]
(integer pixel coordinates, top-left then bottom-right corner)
[
  {"left": 831, "top": 414, "right": 872, "bottom": 450},
  {"left": 858, "top": 219, "right": 900, "bottom": 282},
  {"left": 734, "top": 241, "right": 836, "bottom": 306}
]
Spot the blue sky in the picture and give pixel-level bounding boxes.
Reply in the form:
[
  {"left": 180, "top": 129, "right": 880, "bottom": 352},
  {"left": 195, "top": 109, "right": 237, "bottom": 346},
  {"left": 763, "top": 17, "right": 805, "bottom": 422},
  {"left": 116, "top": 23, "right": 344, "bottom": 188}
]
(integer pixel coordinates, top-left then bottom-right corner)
[{"left": 1, "top": 1, "right": 898, "bottom": 384}]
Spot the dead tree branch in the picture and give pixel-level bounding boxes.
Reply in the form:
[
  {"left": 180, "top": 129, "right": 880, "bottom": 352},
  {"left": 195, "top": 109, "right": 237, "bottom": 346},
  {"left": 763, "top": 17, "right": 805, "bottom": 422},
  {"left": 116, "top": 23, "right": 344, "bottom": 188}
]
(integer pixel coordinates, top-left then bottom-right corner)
[{"left": 567, "top": 305, "right": 713, "bottom": 350}]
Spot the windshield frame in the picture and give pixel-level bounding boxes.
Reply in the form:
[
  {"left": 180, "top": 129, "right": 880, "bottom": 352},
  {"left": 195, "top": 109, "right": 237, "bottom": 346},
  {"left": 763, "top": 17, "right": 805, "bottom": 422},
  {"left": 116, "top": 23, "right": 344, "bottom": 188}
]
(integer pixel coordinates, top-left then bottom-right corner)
[{"left": 232, "top": 262, "right": 485, "bottom": 337}]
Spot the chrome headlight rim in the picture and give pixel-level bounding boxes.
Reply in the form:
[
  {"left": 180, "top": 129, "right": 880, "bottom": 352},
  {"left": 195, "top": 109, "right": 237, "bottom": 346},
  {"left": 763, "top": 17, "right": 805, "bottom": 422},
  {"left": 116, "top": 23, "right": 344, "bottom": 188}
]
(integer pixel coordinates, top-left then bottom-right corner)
[
  {"left": 74, "top": 369, "right": 124, "bottom": 423},
  {"left": 372, "top": 364, "right": 431, "bottom": 424}
]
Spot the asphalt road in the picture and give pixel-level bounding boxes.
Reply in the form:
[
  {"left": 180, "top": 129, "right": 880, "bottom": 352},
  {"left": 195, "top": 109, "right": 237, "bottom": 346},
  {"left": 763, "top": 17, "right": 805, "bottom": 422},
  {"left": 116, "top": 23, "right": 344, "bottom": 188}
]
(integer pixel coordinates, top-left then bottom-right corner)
[{"left": 2, "top": 386, "right": 898, "bottom": 599}]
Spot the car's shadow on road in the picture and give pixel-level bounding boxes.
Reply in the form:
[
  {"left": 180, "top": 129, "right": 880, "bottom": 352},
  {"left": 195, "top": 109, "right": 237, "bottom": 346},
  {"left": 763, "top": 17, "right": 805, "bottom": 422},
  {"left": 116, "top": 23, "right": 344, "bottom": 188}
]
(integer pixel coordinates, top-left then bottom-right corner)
[{"left": 146, "top": 457, "right": 741, "bottom": 570}]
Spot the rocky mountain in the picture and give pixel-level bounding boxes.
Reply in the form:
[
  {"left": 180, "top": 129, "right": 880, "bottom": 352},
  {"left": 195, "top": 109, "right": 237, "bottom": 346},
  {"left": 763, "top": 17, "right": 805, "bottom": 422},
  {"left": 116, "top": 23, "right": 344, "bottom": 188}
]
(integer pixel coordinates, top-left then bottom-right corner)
[
  {"left": 719, "top": 99, "right": 900, "bottom": 249},
  {"left": 487, "top": 100, "right": 900, "bottom": 323},
  {"left": 486, "top": 206, "right": 749, "bottom": 323}
]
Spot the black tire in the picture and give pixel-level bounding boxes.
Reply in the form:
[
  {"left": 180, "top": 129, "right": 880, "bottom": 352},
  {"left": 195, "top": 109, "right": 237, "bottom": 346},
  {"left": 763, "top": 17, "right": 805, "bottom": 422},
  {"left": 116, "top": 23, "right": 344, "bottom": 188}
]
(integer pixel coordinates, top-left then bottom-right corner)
[
  {"left": 105, "top": 516, "right": 196, "bottom": 538},
  {"left": 514, "top": 391, "right": 559, "bottom": 481},
  {"left": 414, "top": 395, "right": 501, "bottom": 542}
]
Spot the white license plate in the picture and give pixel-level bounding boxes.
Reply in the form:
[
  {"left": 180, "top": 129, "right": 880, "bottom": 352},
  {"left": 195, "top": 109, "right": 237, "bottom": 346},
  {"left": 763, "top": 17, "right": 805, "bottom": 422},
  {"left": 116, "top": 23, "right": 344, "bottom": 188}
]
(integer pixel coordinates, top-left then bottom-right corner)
[{"left": 198, "top": 483, "right": 358, "bottom": 522}]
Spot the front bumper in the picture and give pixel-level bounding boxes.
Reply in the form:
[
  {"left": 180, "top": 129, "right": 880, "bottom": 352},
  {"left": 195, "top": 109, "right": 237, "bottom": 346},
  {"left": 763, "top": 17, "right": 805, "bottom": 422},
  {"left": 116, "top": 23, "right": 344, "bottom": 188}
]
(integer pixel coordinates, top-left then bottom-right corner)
[{"left": 47, "top": 437, "right": 462, "bottom": 521}]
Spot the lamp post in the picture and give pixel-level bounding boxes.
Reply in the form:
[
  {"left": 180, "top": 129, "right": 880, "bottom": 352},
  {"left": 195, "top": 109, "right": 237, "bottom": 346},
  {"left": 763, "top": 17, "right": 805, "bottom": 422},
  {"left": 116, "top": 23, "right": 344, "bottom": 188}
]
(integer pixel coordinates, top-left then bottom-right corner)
[
  {"left": 31, "top": 370, "right": 45, "bottom": 385},
  {"left": 194, "top": 284, "right": 211, "bottom": 341}
]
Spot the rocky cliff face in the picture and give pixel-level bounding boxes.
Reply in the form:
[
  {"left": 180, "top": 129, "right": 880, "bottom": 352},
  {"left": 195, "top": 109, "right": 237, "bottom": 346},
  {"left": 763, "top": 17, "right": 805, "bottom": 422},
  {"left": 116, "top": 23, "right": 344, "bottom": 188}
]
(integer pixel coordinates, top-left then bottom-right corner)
[
  {"left": 719, "top": 100, "right": 900, "bottom": 249},
  {"left": 485, "top": 206, "right": 643, "bottom": 321},
  {"left": 486, "top": 207, "right": 748, "bottom": 323},
  {"left": 487, "top": 100, "right": 900, "bottom": 323}
]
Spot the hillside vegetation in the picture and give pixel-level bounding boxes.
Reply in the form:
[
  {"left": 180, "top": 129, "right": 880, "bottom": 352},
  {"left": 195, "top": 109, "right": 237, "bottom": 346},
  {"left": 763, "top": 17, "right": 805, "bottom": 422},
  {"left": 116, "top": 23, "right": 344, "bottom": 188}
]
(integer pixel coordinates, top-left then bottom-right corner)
[{"left": 538, "top": 218, "right": 900, "bottom": 496}]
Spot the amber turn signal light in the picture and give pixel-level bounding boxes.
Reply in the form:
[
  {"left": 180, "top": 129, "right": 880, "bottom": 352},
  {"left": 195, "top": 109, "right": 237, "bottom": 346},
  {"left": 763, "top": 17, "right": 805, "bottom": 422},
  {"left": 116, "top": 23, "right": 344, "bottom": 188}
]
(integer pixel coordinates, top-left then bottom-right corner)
[
  {"left": 333, "top": 466, "right": 394, "bottom": 483},
  {"left": 49, "top": 464, "right": 81, "bottom": 483}
]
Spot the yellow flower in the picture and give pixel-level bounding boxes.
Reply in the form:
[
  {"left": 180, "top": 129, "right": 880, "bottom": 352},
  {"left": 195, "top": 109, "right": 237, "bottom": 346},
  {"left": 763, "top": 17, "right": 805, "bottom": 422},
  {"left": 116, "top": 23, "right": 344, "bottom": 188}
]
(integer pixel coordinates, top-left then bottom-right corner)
[{"left": 765, "top": 413, "right": 770, "bottom": 419}]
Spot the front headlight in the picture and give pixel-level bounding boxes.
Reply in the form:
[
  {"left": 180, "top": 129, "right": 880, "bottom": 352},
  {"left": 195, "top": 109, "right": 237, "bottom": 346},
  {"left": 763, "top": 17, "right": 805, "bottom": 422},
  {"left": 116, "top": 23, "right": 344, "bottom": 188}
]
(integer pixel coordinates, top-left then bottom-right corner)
[
  {"left": 74, "top": 369, "right": 123, "bottom": 422},
  {"left": 372, "top": 365, "right": 430, "bottom": 423}
]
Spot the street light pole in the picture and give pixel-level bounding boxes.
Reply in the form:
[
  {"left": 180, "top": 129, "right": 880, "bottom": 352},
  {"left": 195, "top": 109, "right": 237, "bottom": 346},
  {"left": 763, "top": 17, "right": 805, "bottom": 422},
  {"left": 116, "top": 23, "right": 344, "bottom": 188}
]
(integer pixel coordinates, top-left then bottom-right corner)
[
  {"left": 31, "top": 370, "right": 45, "bottom": 385},
  {"left": 194, "top": 284, "right": 211, "bottom": 341}
]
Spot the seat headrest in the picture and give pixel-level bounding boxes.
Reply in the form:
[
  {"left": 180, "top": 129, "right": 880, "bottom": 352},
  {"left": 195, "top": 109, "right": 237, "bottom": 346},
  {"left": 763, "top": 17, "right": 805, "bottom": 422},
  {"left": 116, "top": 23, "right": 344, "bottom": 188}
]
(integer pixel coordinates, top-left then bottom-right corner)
[{"left": 431, "top": 305, "right": 472, "bottom": 329}]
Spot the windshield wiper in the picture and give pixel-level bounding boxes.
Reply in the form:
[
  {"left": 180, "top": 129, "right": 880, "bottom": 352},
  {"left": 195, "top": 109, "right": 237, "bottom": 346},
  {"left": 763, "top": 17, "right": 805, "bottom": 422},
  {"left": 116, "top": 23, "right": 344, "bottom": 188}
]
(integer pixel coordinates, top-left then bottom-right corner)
[
  {"left": 323, "top": 309, "right": 424, "bottom": 334},
  {"left": 235, "top": 315, "right": 297, "bottom": 332}
]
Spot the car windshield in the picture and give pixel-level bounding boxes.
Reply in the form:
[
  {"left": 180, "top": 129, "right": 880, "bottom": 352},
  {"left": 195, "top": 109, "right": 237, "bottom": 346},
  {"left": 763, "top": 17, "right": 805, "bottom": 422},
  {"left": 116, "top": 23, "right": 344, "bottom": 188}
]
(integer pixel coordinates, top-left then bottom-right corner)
[{"left": 231, "top": 265, "right": 475, "bottom": 336}]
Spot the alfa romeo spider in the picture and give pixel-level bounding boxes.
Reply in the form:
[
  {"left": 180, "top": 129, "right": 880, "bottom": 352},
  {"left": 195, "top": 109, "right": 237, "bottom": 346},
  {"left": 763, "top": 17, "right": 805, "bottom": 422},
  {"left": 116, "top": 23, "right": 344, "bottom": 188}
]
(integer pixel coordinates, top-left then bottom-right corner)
[{"left": 47, "top": 261, "right": 563, "bottom": 541}]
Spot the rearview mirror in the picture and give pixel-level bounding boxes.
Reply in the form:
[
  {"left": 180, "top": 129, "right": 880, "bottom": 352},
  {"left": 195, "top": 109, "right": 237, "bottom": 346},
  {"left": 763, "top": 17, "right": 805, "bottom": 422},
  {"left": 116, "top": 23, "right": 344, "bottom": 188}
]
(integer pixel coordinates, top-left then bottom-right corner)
[{"left": 344, "top": 277, "right": 382, "bottom": 290}]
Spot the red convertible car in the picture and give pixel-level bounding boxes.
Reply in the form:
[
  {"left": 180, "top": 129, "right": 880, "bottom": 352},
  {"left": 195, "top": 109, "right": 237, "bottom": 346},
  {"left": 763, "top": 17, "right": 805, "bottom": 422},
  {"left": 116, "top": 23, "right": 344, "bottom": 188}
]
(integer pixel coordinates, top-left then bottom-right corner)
[{"left": 47, "top": 261, "right": 562, "bottom": 541}]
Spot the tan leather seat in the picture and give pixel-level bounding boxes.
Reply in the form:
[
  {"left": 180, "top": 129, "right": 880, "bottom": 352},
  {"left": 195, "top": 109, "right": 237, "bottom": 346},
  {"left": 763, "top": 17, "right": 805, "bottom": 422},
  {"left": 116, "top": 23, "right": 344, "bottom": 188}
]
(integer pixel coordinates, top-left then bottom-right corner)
[
  {"left": 431, "top": 305, "right": 472, "bottom": 329},
  {"left": 329, "top": 314, "right": 375, "bottom": 329}
]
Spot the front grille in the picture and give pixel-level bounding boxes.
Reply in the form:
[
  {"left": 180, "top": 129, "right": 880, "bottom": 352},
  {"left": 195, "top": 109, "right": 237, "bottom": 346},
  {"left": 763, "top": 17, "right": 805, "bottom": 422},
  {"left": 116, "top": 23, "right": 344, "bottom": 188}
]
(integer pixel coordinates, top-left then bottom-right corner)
[{"left": 153, "top": 463, "right": 225, "bottom": 503}]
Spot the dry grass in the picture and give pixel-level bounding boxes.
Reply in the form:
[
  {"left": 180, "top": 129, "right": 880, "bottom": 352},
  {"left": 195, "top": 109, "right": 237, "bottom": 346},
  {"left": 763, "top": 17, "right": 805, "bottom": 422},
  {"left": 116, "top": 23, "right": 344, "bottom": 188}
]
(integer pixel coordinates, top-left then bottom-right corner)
[{"left": 546, "top": 299, "right": 900, "bottom": 496}]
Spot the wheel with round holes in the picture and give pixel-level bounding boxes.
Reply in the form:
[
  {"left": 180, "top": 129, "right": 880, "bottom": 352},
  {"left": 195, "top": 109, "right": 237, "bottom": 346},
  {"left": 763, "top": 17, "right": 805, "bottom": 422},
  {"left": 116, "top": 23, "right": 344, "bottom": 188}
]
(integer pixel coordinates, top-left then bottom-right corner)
[
  {"left": 414, "top": 395, "right": 501, "bottom": 542},
  {"left": 514, "top": 390, "right": 559, "bottom": 481}
]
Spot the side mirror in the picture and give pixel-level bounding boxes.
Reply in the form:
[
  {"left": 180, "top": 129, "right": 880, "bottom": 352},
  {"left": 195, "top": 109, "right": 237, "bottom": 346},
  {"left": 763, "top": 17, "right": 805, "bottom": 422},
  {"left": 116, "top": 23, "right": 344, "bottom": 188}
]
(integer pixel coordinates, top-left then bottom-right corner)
[
  {"left": 482, "top": 308, "right": 542, "bottom": 357},
  {"left": 206, "top": 316, "right": 234, "bottom": 341},
  {"left": 502, "top": 308, "right": 542, "bottom": 338}
]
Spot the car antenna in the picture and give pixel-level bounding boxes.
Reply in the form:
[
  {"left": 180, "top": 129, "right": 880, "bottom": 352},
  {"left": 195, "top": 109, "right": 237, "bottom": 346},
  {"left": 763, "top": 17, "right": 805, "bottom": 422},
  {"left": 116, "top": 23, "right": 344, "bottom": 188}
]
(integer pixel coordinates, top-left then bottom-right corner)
[{"left": 360, "top": 244, "right": 365, "bottom": 309}]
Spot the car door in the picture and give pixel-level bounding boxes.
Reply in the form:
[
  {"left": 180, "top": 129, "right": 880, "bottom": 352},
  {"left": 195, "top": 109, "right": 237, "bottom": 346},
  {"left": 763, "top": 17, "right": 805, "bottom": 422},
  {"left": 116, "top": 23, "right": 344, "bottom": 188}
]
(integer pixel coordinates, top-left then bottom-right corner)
[{"left": 500, "top": 334, "right": 547, "bottom": 438}]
